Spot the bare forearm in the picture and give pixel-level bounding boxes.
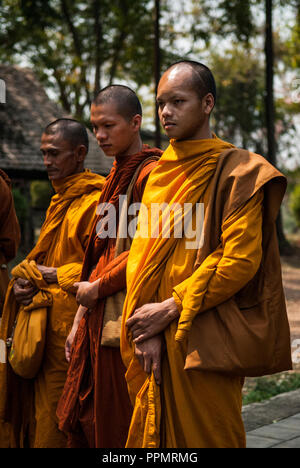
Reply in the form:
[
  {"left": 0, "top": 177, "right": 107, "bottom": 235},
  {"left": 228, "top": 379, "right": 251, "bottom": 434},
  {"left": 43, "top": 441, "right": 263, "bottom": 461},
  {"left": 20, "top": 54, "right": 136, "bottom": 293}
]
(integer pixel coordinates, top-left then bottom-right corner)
[{"left": 73, "top": 304, "right": 88, "bottom": 327}]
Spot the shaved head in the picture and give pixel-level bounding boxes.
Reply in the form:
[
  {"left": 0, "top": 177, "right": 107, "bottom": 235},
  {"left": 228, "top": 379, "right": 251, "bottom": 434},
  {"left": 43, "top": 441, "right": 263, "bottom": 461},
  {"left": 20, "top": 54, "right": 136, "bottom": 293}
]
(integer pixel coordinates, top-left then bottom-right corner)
[
  {"left": 44, "top": 118, "right": 89, "bottom": 152},
  {"left": 93, "top": 85, "right": 142, "bottom": 122},
  {"left": 165, "top": 60, "right": 217, "bottom": 105}
]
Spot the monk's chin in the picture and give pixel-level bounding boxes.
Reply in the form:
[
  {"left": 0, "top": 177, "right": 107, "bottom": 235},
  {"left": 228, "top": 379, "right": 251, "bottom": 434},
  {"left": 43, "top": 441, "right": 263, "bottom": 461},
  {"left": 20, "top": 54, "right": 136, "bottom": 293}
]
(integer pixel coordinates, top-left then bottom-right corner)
[{"left": 47, "top": 172, "right": 60, "bottom": 180}]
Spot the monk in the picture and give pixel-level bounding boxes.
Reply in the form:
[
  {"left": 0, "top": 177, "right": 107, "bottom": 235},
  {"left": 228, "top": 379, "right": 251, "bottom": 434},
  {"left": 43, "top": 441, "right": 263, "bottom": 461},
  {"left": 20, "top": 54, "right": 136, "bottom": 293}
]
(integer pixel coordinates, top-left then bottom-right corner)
[
  {"left": 0, "top": 169, "right": 20, "bottom": 448},
  {"left": 0, "top": 118, "right": 105, "bottom": 448},
  {"left": 57, "top": 85, "right": 162, "bottom": 448},
  {"left": 0, "top": 169, "right": 20, "bottom": 317},
  {"left": 121, "top": 61, "right": 292, "bottom": 448}
]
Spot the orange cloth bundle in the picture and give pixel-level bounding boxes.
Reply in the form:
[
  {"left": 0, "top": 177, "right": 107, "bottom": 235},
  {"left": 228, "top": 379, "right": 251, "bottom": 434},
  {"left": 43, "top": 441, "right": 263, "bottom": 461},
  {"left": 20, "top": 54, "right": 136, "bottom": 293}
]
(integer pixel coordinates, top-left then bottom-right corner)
[{"left": 7, "top": 260, "right": 52, "bottom": 379}]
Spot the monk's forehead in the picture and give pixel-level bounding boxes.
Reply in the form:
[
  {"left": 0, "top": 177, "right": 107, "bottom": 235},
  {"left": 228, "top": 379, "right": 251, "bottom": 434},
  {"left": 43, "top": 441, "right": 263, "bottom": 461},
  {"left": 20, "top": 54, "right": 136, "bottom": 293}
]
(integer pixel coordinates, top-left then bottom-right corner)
[
  {"left": 91, "top": 100, "right": 119, "bottom": 115},
  {"left": 168, "top": 64, "right": 193, "bottom": 80},
  {"left": 91, "top": 101, "right": 125, "bottom": 122},
  {"left": 158, "top": 65, "right": 195, "bottom": 95},
  {"left": 41, "top": 130, "right": 68, "bottom": 148}
]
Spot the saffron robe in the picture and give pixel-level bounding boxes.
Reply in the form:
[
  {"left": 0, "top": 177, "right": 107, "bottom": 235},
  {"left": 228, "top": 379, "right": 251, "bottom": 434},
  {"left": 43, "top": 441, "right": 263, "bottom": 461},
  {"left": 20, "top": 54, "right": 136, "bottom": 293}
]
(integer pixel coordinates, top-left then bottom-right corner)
[
  {"left": 0, "top": 170, "right": 105, "bottom": 448},
  {"left": 57, "top": 146, "right": 161, "bottom": 448},
  {"left": 0, "top": 169, "right": 20, "bottom": 314},
  {"left": 0, "top": 169, "right": 20, "bottom": 449},
  {"left": 121, "top": 137, "right": 291, "bottom": 448}
]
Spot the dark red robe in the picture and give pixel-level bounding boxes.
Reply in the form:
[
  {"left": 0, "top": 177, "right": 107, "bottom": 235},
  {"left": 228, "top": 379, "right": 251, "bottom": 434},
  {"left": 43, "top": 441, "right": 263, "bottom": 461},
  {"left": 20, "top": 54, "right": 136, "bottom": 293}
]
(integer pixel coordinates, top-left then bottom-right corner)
[{"left": 57, "top": 146, "right": 161, "bottom": 448}]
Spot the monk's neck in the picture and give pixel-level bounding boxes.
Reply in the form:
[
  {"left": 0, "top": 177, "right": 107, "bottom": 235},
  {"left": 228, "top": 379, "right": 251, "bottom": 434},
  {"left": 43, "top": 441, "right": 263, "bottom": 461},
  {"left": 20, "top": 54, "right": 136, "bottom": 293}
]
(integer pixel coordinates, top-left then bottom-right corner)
[
  {"left": 187, "top": 125, "right": 213, "bottom": 141},
  {"left": 115, "top": 135, "right": 143, "bottom": 163},
  {"left": 177, "top": 123, "right": 213, "bottom": 141}
]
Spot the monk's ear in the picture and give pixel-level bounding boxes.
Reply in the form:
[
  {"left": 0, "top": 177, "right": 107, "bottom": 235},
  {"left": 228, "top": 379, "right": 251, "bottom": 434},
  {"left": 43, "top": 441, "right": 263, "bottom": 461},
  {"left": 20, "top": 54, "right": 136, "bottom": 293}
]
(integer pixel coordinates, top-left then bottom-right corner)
[
  {"left": 131, "top": 114, "right": 142, "bottom": 132},
  {"left": 76, "top": 145, "right": 88, "bottom": 162},
  {"left": 203, "top": 93, "right": 215, "bottom": 116}
]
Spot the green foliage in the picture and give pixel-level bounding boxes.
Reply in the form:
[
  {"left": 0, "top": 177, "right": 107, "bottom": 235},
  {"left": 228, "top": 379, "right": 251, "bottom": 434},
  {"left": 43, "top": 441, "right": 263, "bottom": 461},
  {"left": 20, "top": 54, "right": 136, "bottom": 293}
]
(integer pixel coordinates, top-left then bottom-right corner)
[
  {"left": 211, "top": 48, "right": 265, "bottom": 151},
  {"left": 0, "top": 0, "right": 159, "bottom": 121},
  {"left": 213, "top": 0, "right": 256, "bottom": 43},
  {"left": 0, "top": 0, "right": 299, "bottom": 170},
  {"left": 12, "top": 187, "right": 29, "bottom": 223},
  {"left": 30, "top": 180, "right": 54, "bottom": 210},
  {"left": 243, "top": 373, "right": 300, "bottom": 405},
  {"left": 290, "top": 185, "right": 300, "bottom": 227}
]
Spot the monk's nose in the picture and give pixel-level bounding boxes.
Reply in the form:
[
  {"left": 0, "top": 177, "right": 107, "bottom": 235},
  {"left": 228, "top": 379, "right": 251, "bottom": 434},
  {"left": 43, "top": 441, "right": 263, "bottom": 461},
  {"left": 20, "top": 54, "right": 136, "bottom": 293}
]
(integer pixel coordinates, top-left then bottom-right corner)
[
  {"left": 95, "top": 129, "right": 107, "bottom": 144},
  {"left": 43, "top": 154, "right": 53, "bottom": 167},
  {"left": 161, "top": 103, "right": 172, "bottom": 119}
]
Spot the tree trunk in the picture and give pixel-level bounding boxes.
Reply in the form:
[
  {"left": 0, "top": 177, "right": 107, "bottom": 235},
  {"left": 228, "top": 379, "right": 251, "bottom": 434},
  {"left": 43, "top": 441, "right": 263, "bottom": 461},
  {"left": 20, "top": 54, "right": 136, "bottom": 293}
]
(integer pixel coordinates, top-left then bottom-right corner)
[
  {"left": 94, "top": 0, "right": 102, "bottom": 97},
  {"left": 265, "top": 0, "right": 276, "bottom": 167},
  {"left": 154, "top": 0, "right": 161, "bottom": 148},
  {"left": 265, "top": 0, "right": 291, "bottom": 254},
  {"left": 60, "top": 0, "right": 91, "bottom": 114}
]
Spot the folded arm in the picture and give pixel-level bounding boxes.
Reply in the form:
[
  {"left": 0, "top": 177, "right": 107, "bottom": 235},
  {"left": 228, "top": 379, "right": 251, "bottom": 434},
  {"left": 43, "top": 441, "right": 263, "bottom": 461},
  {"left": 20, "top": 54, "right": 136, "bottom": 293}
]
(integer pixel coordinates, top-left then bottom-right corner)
[
  {"left": 127, "top": 189, "right": 264, "bottom": 343},
  {"left": 74, "top": 250, "right": 129, "bottom": 309}
]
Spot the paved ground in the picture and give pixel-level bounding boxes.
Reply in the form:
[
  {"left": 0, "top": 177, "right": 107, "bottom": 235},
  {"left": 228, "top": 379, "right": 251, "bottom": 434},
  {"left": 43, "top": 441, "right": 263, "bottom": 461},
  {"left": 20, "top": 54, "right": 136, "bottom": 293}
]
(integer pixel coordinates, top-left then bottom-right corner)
[
  {"left": 243, "top": 252, "right": 300, "bottom": 448},
  {"left": 243, "top": 389, "right": 300, "bottom": 448},
  {"left": 281, "top": 254, "right": 300, "bottom": 345},
  {"left": 246, "top": 414, "right": 300, "bottom": 448}
]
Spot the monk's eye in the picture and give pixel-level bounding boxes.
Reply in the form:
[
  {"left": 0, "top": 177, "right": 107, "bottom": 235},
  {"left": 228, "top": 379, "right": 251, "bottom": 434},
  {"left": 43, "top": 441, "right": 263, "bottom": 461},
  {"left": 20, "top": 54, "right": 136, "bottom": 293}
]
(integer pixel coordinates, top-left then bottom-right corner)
[{"left": 174, "top": 99, "right": 184, "bottom": 105}]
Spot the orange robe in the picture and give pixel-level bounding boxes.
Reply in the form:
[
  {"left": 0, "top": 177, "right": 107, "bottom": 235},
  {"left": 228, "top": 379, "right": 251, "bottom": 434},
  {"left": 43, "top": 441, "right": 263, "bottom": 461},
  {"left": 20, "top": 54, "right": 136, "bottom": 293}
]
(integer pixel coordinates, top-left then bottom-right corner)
[
  {"left": 0, "top": 169, "right": 20, "bottom": 313},
  {"left": 121, "top": 137, "right": 276, "bottom": 448},
  {"left": 57, "top": 146, "right": 161, "bottom": 448},
  {"left": 0, "top": 169, "right": 20, "bottom": 449},
  {"left": 0, "top": 170, "right": 104, "bottom": 448}
]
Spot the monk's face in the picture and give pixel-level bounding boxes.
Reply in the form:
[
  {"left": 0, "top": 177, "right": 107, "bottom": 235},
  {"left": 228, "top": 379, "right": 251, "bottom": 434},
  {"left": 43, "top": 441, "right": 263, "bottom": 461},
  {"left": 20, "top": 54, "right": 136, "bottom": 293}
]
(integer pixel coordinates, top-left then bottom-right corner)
[
  {"left": 157, "top": 66, "right": 214, "bottom": 141},
  {"left": 40, "top": 132, "right": 84, "bottom": 180},
  {"left": 91, "top": 102, "right": 141, "bottom": 158}
]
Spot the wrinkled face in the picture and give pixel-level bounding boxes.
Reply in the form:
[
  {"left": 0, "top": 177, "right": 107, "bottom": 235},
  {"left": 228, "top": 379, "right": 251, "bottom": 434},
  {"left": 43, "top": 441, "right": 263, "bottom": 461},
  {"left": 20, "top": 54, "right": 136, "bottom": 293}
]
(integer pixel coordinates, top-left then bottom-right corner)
[
  {"left": 157, "top": 66, "right": 213, "bottom": 141},
  {"left": 40, "top": 132, "right": 84, "bottom": 180},
  {"left": 90, "top": 102, "right": 141, "bottom": 158}
]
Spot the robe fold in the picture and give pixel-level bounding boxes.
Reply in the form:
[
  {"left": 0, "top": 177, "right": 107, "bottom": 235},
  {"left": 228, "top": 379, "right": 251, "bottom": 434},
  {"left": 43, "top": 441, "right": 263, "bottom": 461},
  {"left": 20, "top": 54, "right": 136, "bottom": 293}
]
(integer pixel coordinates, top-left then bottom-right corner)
[
  {"left": 57, "top": 146, "right": 161, "bottom": 448},
  {"left": 0, "top": 170, "right": 20, "bottom": 313},
  {"left": 121, "top": 136, "right": 291, "bottom": 448},
  {"left": 0, "top": 169, "right": 104, "bottom": 448},
  {"left": 0, "top": 169, "right": 20, "bottom": 448}
]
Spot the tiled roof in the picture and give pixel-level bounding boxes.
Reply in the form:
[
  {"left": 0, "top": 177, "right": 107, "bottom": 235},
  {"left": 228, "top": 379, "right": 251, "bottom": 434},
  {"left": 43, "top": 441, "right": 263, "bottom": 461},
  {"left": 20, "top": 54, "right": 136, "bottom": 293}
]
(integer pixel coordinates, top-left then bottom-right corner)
[{"left": 0, "top": 65, "right": 113, "bottom": 176}]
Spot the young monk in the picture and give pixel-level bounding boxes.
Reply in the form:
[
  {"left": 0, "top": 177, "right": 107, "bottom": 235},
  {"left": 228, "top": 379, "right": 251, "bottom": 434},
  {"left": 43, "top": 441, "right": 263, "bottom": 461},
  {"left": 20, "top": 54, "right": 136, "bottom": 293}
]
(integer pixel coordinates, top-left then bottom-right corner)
[
  {"left": 0, "top": 169, "right": 20, "bottom": 448},
  {"left": 57, "top": 85, "right": 162, "bottom": 448},
  {"left": 121, "top": 61, "right": 292, "bottom": 448},
  {"left": 0, "top": 119, "right": 105, "bottom": 448}
]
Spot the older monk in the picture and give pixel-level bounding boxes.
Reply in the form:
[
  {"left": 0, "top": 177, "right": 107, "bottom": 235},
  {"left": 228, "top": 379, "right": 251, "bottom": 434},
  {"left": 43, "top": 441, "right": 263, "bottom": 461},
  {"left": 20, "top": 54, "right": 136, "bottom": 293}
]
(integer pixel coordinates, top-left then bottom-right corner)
[
  {"left": 0, "top": 118, "right": 105, "bottom": 447},
  {"left": 121, "top": 61, "right": 292, "bottom": 448}
]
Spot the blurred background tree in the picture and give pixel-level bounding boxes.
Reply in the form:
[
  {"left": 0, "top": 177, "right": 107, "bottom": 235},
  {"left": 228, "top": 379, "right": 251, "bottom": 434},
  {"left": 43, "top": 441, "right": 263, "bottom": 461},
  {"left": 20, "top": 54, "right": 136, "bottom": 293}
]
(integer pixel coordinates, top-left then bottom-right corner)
[
  {"left": 30, "top": 181, "right": 54, "bottom": 210},
  {"left": 0, "top": 0, "right": 299, "bottom": 251}
]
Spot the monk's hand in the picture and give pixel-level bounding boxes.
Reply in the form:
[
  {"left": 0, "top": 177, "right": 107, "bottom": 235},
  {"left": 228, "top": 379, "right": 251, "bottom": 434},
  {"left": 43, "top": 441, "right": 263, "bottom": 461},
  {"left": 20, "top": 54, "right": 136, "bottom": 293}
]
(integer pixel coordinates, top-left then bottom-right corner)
[
  {"left": 13, "top": 277, "right": 38, "bottom": 306},
  {"left": 65, "top": 305, "right": 88, "bottom": 362},
  {"left": 65, "top": 325, "right": 77, "bottom": 363},
  {"left": 126, "top": 297, "right": 179, "bottom": 344},
  {"left": 36, "top": 265, "right": 58, "bottom": 284},
  {"left": 135, "top": 334, "right": 164, "bottom": 385},
  {"left": 73, "top": 280, "right": 100, "bottom": 309}
]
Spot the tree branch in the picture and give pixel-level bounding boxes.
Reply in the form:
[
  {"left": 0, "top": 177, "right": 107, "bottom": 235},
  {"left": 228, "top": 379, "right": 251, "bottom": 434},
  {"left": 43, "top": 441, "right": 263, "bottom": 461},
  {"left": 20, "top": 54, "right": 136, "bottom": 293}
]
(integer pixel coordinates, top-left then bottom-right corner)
[{"left": 93, "top": 0, "right": 102, "bottom": 96}]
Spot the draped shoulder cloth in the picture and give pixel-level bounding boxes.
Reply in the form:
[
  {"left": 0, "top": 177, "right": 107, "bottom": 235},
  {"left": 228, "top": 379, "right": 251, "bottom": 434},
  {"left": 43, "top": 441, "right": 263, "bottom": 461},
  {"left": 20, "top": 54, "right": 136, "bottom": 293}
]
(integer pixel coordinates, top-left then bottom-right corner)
[{"left": 121, "top": 138, "right": 292, "bottom": 448}]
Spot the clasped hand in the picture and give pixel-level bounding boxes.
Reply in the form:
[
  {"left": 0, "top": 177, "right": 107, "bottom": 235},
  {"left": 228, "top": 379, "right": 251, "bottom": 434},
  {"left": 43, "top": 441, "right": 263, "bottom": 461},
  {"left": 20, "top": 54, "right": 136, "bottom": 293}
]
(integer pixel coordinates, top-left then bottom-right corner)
[
  {"left": 126, "top": 297, "right": 179, "bottom": 344},
  {"left": 126, "top": 297, "right": 179, "bottom": 385},
  {"left": 73, "top": 279, "right": 100, "bottom": 309},
  {"left": 13, "top": 265, "right": 58, "bottom": 305}
]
